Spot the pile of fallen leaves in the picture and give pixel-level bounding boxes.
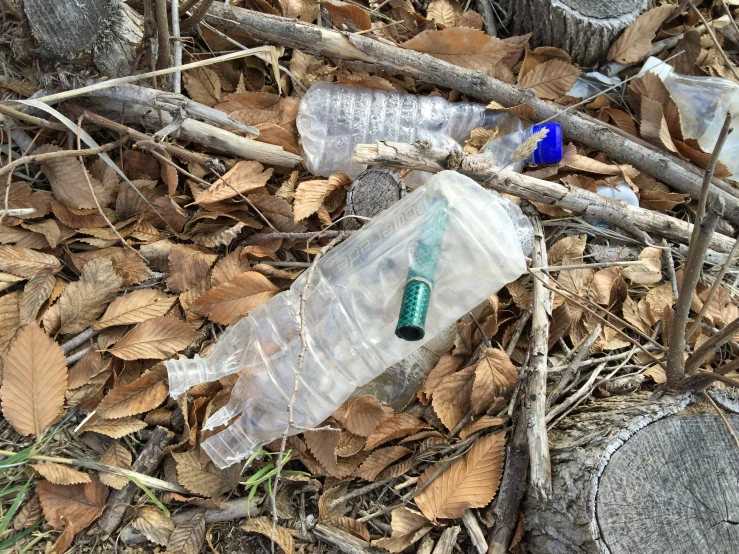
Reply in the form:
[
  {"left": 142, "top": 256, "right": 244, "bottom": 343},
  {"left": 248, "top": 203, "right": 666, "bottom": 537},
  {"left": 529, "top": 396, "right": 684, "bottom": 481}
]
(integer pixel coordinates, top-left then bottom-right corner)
[{"left": 0, "top": 0, "right": 738, "bottom": 552}]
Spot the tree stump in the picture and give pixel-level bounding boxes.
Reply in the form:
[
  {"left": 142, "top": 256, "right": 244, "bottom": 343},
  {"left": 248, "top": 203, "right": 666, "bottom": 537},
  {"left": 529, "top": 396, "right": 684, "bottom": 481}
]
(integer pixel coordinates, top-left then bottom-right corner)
[
  {"left": 523, "top": 392, "right": 739, "bottom": 553},
  {"left": 498, "top": 0, "right": 652, "bottom": 66}
]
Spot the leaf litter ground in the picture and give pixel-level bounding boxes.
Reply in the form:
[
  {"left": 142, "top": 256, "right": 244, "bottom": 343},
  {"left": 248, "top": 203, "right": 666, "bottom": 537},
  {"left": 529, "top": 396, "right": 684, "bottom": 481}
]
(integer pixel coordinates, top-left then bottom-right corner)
[{"left": 0, "top": 0, "right": 738, "bottom": 553}]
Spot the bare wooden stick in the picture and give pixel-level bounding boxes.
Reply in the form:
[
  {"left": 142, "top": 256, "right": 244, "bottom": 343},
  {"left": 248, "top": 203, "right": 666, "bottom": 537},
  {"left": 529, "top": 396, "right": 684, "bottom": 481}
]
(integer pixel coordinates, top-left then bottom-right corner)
[
  {"left": 687, "top": 235, "right": 739, "bottom": 338},
  {"left": 685, "top": 317, "right": 739, "bottom": 374},
  {"left": 155, "top": 0, "right": 172, "bottom": 70},
  {"left": 313, "top": 523, "right": 390, "bottom": 554},
  {"left": 96, "top": 426, "right": 174, "bottom": 536},
  {"left": 171, "top": 0, "right": 182, "bottom": 93},
  {"left": 0, "top": 208, "right": 35, "bottom": 217},
  {"left": 0, "top": 135, "right": 128, "bottom": 180},
  {"left": 462, "top": 510, "right": 487, "bottom": 554},
  {"left": 203, "top": 3, "right": 739, "bottom": 224},
  {"left": 0, "top": 103, "right": 67, "bottom": 131},
  {"left": 121, "top": 497, "right": 260, "bottom": 544},
  {"left": 666, "top": 114, "right": 733, "bottom": 389},
  {"left": 353, "top": 141, "right": 736, "bottom": 254},
  {"left": 523, "top": 212, "right": 551, "bottom": 500},
  {"left": 547, "top": 324, "right": 602, "bottom": 409}
]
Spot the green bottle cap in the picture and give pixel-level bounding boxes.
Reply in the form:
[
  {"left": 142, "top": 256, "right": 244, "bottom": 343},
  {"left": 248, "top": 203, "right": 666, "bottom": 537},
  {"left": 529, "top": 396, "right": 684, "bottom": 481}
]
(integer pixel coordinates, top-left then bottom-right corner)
[{"left": 395, "top": 279, "right": 431, "bottom": 341}]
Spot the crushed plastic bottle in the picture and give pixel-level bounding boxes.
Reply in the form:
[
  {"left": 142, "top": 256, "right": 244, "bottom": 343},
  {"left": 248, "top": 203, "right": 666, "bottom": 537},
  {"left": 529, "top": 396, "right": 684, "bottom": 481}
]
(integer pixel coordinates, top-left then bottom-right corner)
[
  {"left": 165, "top": 171, "right": 533, "bottom": 468},
  {"left": 296, "top": 82, "right": 563, "bottom": 179},
  {"left": 640, "top": 56, "right": 738, "bottom": 176}
]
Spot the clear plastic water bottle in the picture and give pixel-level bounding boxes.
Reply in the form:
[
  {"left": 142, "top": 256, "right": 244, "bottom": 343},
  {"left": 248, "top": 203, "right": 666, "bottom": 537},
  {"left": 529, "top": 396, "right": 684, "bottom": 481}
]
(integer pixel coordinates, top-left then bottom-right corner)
[
  {"left": 296, "top": 82, "right": 563, "bottom": 178},
  {"left": 640, "top": 56, "right": 738, "bottom": 176},
  {"left": 165, "top": 171, "right": 533, "bottom": 468}
]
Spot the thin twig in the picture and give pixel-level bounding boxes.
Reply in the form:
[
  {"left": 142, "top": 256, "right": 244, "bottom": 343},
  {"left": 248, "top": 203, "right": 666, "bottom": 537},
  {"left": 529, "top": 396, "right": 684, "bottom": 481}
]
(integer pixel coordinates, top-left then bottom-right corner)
[
  {"left": 180, "top": 0, "right": 215, "bottom": 31},
  {"left": 76, "top": 116, "right": 148, "bottom": 263},
  {"left": 244, "top": 231, "right": 351, "bottom": 244},
  {"left": 270, "top": 233, "right": 345, "bottom": 553},
  {"left": 688, "top": 1, "right": 739, "bottom": 82},
  {"left": 687, "top": 234, "right": 739, "bottom": 338},
  {"left": 703, "top": 391, "right": 739, "bottom": 449},
  {"left": 685, "top": 317, "right": 739, "bottom": 374},
  {"left": 662, "top": 239, "right": 680, "bottom": 300},
  {"left": 155, "top": 0, "right": 172, "bottom": 70},
  {"left": 0, "top": 103, "right": 66, "bottom": 131},
  {"left": 667, "top": 114, "right": 733, "bottom": 388},
  {"left": 720, "top": 0, "right": 739, "bottom": 38},
  {"left": 172, "top": 0, "right": 182, "bottom": 93},
  {"left": 327, "top": 479, "right": 394, "bottom": 509},
  {"left": 505, "top": 306, "right": 531, "bottom": 356},
  {"left": 0, "top": 208, "right": 36, "bottom": 217},
  {"left": 529, "top": 260, "right": 641, "bottom": 273},
  {"left": 0, "top": 136, "right": 128, "bottom": 180},
  {"left": 547, "top": 324, "right": 602, "bottom": 409}
]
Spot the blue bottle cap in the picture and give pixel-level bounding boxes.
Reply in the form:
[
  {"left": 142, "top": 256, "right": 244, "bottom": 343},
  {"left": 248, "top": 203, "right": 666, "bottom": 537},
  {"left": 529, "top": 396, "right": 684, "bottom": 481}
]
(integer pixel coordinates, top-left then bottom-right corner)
[{"left": 531, "top": 122, "right": 563, "bottom": 165}]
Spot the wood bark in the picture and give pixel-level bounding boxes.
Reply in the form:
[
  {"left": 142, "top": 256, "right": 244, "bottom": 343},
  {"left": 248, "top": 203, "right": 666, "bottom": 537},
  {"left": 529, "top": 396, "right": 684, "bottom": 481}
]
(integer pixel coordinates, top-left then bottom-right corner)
[
  {"left": 352, "top": 141, "right": 736, "bottom": 254},
  {"left": 203, "top": 3, "right": 739, "bottom": 227},
  {"left": 120, "top": 497, "right": 260, "bottom": 544},
  {"left": 498, "top": 0, "right": 651, "bottom": 66},
  {"left": 521, "top": 392, "right": 739, "bottom": 553}
]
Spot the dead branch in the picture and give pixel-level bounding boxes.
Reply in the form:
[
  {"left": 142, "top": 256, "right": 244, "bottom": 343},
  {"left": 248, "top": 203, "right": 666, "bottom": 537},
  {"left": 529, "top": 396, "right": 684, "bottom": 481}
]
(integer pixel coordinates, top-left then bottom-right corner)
[
  {"left": 96, "top": 426, "right": 175, "bottom": 536},
  {"left": 547, "top": 324, "right": 602, "bottom": 409},
  {"left": 155, "top": 0, "right": 172, "bottom": 70},
  {"left": 353, "top": 141, "right": 736, "bottom": 254},
  {"left": 462, "top": 510, "right": 487, "bottom": 554},
  {"left": 666, "top": 114, "right": 733, "bottom": 389},
  {"left": 685, "top": 318, "right": 739, "bottom": 374},
  {"left": 120, "top": 497, "right": 261, "bottom": 544},
  {"left": 0, "top": 104, "right": 67, "bottom": 131},
  {"left": 0, "top": 135, "right": 128, "bottom": 180},
  {"left": 313, "top": 523, "right": 390, "bottom": 554},
  {"left": 523, "top": 211, "right": 551, "bottom": 500},
  {"left": 203, "top": 3, "right": 739, "bottom": 225},
  {"left": 431, "top": 526, "right": 461, "bottom": 554}
]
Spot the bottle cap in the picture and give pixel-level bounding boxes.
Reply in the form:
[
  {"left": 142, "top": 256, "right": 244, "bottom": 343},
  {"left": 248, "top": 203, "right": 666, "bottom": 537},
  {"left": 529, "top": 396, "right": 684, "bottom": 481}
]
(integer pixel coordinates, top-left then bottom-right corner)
[
  {"left": 395, "top": 279, "right": 431, "bottom": 341},
  {"left": 531, "top": 122, "right": 563, "bottom": 165}
]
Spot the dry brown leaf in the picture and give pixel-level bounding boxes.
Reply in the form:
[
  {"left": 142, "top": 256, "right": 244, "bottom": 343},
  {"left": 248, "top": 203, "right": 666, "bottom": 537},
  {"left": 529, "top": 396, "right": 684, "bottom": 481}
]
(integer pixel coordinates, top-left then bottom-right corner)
[
  {"left": 622, "top": 295, "right": 651, "bottom": 335},
  {"left": 623, "top": 247, "right": 662, "bottom": 285},
  {"left": 167, "top": 244, "right": 218, "bottom": 295},
  {"left": 324, "top": 0, "right": 371, "bottom": 31},
  {"left": 36, "top": 145, "right": 112, "bottom": 210},
  {"left": 608, "top": 4, "right": 675, "bottom": 63},
  {"left": 636, "top": 176, "right": 688, "bottom": 211},
  {"left": 517, "top": 59, "right": 581, "bottom": 100},
  {"left": 628, "top": 72, "right": 682, "bottom": 140},
  {"left": 195, "top": 161, "right": 273, "bottom": 204},
  {"left": 36, "top": 478, "right": 108, "bottom": 531},
  {"left": 0, "top": 245, "right": 61, "bottom": 279},
  {"left": 551, "top": 264, "right": 595, "bottom": 328},
  {"left": 364, "top": 413, "right": 430, "bottom": 451},
  {"left": 1, "top": 325, "right": 67, "bottom": 438},
  {"left": 643, "top": 365, "right": 667, "bottom": 384},
  {"left": 505, "top": 281, "right": 532, "bottom": 309},
  {"left": 432, "top": 365, "right": 475, "bottom": 431},
  {"left": 294, "top": 174, "right": 350, "bottom": 222},
  {"left": 211, "top": 248, "right": 251, "bottom": 287},
  {"left": 372, "top": 507, "right": 432, "bottom": 553},
  {"left": 84, "top": 417, "right": 147, "bottom": 438},
  {"left": 72, "top": 247, "right": 150, "bottom": 287},
  {"left": 241, "top": 516, "right": 295, "bottom": 554},
  {"left": 645, "top": 282, "right": 675, "bottom": 323},
  {"left": 547, "top": 235, "right": 586, "bottom": 266},
  {"left": 172, "top": 450, "right": 240, "bottom": 497},
  {"left": 166, "top": 513, "right": 206, "bottom": 554},
  {"left": 427, "top": 0, "right": 460, "bottom": 26},
  {"left": 183, "top": 67, "right": 221, "bottom": 107},
  {"left": 49, "top": 522, "right": 75, "bottom": 554},
  {"left": 640, "top": 97, "right": 677, "bottom": 152},
  {"left": 343, "top": 395, "right": 393, "bottom": 437},
  {"left": 132, "top": 506, "right": 174, "bottom": 546},
  {"left": 592, "top": 266, "right": 625, "bottom": 306},
  {"left": 401, "top": 28, "right": 510, "bottom": 73},
  {"left": 304, "top": 426, "right": 341, "bottom": 476},
  {"left": 414, "top": 431, "right": 505, "bottom": 522},
  {"left": 108, "top": 316, "right": 202, "bottom": 360},
  {"left": 31, "top": 463, "right": 90, "bottom": 485},
  {"left": 194, "top": 271, "right": 279, "bottom": 325},
  {"left": 471, "top": 348, "right": 518, "bottom": 414},
  {"left": 418, "top": 353, "right": 464, "bottom": 404},
  {"left": 0, "top": 273, "right": 24, "bottom": 294},
  {"left": 99, "top": 441, "right": 132, "bottom": 489},
  {"left": 96, "top": 366, "right": 168, "bottom": 419},
  {"left": 674, "top": 140, "right": 732, "bottom": 178},
  {"left": 565, "top": 155, "right": 638, "bottom": 178},
  {"left": 94, "top": 289, "right": 177, "bottom": 330},
  {"left": 13, "top": 495, "right": 41, "bottom": 531},
  {"left": 58, "top": 258, "right": 122, "bottom": 335},
  {"left": 599, "top": 108, "right": 638, "bottom": 136},
  {"left": 354, "top": 446, "right": 412, "bottom": 481},
  {"left": 19, "top": 270, "right": 55, "bottom": 326},
  {"left": 459, "top": 415, "right": 509, "bottom": 439},
  {"left": 68, "top": 350, "right": 103, "bottom": 390}
]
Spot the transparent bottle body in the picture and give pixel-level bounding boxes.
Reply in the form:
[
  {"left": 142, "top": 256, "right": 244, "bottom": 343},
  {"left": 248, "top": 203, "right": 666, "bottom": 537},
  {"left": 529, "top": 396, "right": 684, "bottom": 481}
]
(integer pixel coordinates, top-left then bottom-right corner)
[
  {"left": 164, "top": 171, "right": 532, "bottom": 468},
  {"left": 642, "top": 58, "right": 739, "bottom": 176},
  {"left": 296, "top": 82, "right": 541, "bottom": 179}
]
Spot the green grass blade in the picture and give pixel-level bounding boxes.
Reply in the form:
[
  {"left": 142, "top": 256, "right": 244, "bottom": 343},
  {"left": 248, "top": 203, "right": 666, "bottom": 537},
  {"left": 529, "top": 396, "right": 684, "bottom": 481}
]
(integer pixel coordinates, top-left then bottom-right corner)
[
  {"left": 128, "top": 476, "right": 170, "bottom": 517},
  {"left": 0, "top": 476, "right": 33, "bottom": 538},
  {"left": 0, "top": 521, "right": 42, "bottom": 550}
]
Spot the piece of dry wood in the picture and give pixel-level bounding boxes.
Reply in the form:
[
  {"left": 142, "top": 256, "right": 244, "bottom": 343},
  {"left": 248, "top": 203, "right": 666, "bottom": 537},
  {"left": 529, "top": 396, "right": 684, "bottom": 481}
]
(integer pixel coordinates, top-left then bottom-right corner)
[
  {"left": 523, "top": 211, "right": 552, "bottom": 500},
  {"left": 120, "top": 497, "right": 260, "bottom": 544},
  {"left": 203, "top": 3, "right": 739, "bottom": 225},
  {"left": 95, "top": 426, "right": 174, "bottom": 536},
  {"left": 416, "top": 535, "right": 435, "bottom": 554},
  {"left": 88, "top": 97, "right": 302, "bottom": 168},
  {"left": 86, "top": 83, "right": 258, "bottom": 134},
  {"left": 353, "top": 141, "right": 736, "bottom": 254},
  {"left": 431, "top": 526, "right": 461, "bottom": 554},
  {"left": 462, "top": 510, "right": 487, "bottom": 554},
  {"left": 313, "top": 522, "right": 390, "bottom": 554}
]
